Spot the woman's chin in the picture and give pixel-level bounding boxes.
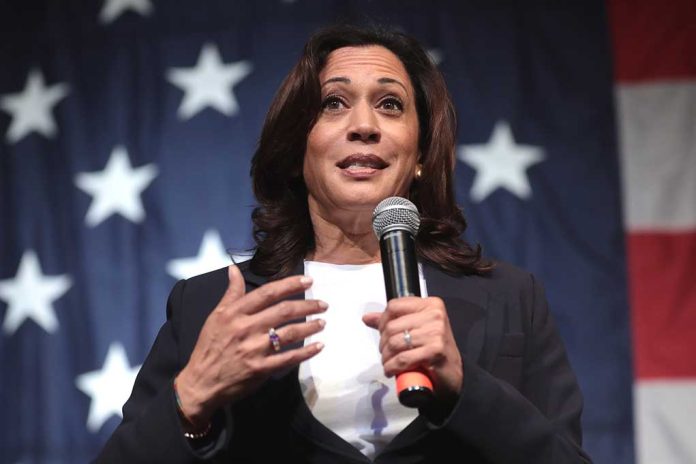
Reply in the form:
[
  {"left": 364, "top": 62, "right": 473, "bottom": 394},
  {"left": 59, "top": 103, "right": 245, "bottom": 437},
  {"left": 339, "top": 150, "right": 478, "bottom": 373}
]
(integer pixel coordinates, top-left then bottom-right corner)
[
  {"left": 310, "top": 184, "right": 408, "bottom": 216},
  {"left": 313, "top": 197, "right": 376, "bottom": 217},
  {"left": 342, "top": 191, "right": 408, "bottom": 211}
]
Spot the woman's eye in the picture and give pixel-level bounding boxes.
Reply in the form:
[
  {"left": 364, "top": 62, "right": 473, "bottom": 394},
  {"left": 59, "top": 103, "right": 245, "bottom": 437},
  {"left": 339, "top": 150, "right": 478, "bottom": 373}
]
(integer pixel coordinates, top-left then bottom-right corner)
[
  {"left": 321, "top": 96, "right": 345, "bottom": 111},
  {"left": 380, "top": 97, "right": 403, "bottom": 112}
]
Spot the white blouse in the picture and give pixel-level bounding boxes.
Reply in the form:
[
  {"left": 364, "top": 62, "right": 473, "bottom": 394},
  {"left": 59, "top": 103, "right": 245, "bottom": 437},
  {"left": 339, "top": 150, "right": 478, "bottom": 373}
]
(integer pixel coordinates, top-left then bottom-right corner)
[{"left": 299, "top": 260, "right": 427, "bottom": 459}]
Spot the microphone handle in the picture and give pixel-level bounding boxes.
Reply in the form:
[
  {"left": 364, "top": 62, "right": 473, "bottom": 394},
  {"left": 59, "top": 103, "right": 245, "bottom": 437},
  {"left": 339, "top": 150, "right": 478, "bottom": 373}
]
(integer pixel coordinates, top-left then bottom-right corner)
[
  {"left": 379, "top": 230, "right": 434, "bottom": 408},
  {"left": 380, "top": 230, "right": 421, "bottom": 299}
]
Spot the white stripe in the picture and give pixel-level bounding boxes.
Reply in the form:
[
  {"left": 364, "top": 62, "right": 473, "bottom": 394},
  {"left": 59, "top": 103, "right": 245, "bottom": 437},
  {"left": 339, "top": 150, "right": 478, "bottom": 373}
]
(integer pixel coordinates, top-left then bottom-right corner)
[
  {"left": 634, "top": 379, "right": 696, "bottom": 464},
  {"left": 616, "top": 81, "right": 696, "bottom": 231}
]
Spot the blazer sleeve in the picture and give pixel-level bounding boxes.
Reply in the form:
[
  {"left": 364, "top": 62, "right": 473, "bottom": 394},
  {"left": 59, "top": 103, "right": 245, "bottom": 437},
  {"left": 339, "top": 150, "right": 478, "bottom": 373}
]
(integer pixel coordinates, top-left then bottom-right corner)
[
  {"left": 94, "top": 279, "right": 231, "bottom": 463},
  {"left": 427, "top": 272, "right": 593, "bottom": 463}
]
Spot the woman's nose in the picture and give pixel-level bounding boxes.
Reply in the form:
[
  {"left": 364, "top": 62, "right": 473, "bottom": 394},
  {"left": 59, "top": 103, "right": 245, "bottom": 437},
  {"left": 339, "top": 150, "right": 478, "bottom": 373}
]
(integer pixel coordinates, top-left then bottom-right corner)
[{"left": 347, "top": 104, "right": 381, "bottom": 143}]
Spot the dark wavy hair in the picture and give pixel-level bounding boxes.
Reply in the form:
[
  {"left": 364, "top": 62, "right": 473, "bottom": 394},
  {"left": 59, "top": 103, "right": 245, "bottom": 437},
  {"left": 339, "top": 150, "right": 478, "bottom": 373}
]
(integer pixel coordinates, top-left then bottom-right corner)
[{"left": 250, "top": 24, "right": 491, "bottom": 279}]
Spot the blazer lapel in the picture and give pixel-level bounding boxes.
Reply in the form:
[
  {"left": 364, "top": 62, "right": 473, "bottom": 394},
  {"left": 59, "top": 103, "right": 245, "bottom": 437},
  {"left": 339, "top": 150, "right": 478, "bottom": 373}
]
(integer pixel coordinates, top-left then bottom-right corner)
[{"left": 422, "top": 262, "right": 505, "bottom": 370}]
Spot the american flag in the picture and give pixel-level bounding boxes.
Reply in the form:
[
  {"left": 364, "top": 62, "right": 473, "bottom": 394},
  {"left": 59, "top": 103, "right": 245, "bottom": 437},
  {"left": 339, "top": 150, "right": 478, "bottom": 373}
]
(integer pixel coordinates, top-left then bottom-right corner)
[{"left": 0, "top": 1, "right": 693, "bottom": 462}]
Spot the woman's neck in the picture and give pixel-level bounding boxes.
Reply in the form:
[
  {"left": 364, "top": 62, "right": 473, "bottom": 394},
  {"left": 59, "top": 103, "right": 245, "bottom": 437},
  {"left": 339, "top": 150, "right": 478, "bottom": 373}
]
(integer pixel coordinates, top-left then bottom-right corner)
[{"left": 307, "top": 200, "right": 381, "bottom": 265}]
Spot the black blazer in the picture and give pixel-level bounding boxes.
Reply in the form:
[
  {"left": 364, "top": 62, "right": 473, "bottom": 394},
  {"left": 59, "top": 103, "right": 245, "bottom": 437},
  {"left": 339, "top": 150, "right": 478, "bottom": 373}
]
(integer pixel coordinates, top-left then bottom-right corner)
[{"left": 97, "top": 260, "right": 592, "bottom": 463}]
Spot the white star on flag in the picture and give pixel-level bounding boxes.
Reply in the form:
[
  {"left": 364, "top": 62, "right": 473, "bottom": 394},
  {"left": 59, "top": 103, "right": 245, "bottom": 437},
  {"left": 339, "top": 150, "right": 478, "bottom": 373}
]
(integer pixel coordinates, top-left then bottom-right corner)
[
  {"left": 166, "top": 43, "right": 253, "bottom": 120},
  {"left": 99, "top": 0, "right": 153, "bottom": 24},
  {"left": 0, "top": 250, "right": 72, "bottom": 335},
  {"left": 167, "top": 229, "right": 247, "bottom": 280},
  {"left": 457, "top": 121, "right": 545, "bottom": 202},
  {"left": 76, "top": 343, "right": 141, "bottom": 432},
  {"left": 74, "top": 146, "right": 158, "bottom": 227},
  {"left": 0, "top": 69, "right": 69, "bottom": 144}
]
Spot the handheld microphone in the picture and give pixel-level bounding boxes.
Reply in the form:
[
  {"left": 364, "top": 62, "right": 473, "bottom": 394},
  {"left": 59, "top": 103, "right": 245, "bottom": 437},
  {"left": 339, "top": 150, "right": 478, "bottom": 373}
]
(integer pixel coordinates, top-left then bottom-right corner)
[{"left": 372, "top": 197, "right": 434, "bottom": 408}]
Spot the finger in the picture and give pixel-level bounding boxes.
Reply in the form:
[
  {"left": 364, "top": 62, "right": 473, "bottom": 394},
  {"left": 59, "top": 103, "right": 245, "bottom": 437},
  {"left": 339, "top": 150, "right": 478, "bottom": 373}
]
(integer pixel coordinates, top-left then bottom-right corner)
[
  {"left": 380, "top": 299, "right": 448, "bottom": 339},
  {"left": 272, "top": 318, "right": 326, "bottom": 351},
  {"left": 384, "top": 296, "right": 427, "bottom": 316},
  {"left": 379, "top": 297, "right": 429, "bottom": 332},
  {"left": 362, "top": 312, "right": 381, "bottom": 329},
  {"left": 263, "top": 341, "right": 325, "bottom": 372},
  {"left": 384, "top": 296, "right": 445, "bottom": 317},
  {"left": 220, "top": 264, "right": 246, "bottom": 304},
  {"left": 379, "top": 311, "right": 442, "bottom": 348},
  {"left": 382, "top": 345, "right": 435, "bottom": 378},
  {"left": 254, "top": 299, "right": 328, "bottom": 329},
  {"left": 236, "top": 275, "right": 313, "bottom": 315},
  {"left": 381, "top": 327, "right": 422, "bottom": 359}
]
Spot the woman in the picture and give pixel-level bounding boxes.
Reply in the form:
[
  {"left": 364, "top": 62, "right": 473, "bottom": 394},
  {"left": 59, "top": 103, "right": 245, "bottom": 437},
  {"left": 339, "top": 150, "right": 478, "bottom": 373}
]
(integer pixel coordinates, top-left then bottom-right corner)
[{"left": 98, "top": 25, "right": 592, "bottom": 463}]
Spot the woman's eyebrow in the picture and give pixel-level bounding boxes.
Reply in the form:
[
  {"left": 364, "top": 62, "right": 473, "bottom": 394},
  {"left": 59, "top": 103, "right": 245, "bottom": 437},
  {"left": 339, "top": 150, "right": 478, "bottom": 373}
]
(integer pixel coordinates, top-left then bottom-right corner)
[
  {"left": 321, "top": 76, "right": 408, "bottom": 94},
  {"left": 377, "top": 77, "right": 408, "bottom": 94},
  {"left": 321, "top": 77, "right": 351, "bottom": 87}
]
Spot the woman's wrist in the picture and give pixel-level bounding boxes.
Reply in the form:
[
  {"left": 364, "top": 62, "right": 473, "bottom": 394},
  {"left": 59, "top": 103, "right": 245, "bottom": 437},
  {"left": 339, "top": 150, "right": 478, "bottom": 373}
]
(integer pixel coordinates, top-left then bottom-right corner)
[{"left": 174, "top": 371, "right": 213, "bottom": 432}]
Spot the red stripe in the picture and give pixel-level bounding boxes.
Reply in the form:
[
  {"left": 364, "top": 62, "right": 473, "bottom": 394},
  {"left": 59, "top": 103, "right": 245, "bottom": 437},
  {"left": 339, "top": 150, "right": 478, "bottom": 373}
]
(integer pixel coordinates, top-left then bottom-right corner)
[
  {"left": 628, "top": 232, "right": 696, "bottom": 378},
  {"left": 608, "top": 0, "right": 696, "bottom": 82}
]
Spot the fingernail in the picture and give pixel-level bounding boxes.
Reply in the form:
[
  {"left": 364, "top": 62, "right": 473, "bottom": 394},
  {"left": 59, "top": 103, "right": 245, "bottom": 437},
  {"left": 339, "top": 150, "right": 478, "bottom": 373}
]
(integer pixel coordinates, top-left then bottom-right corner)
[
  {"left": 315, "top": 342, "right": 324, "bottom": 351},
  {"left": 317, "top": 319, "right": 326, "bottom": 328},
  {"left": 300, "top": 276, "right": 313, "bottom": 286},
  {"left": 318, "top": 300, "right": 328, "bottom": 310}
]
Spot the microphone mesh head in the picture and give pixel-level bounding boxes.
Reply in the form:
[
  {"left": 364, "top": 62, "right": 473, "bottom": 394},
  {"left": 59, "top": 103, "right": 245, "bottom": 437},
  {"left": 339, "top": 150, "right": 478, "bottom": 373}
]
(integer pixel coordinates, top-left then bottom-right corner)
[{"left": 372, "top": 197, "right": 421, "bottom": 238}]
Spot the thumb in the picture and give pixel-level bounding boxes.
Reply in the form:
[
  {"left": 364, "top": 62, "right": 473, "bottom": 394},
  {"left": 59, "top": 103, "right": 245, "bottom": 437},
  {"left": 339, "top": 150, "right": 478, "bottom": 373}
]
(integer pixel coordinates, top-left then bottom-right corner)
[
  {"left": 362, "top": 312, "right": 381, "bottom": 330},
  {"left": 221, "top": 264, "right": 246, "bottom": 303}
]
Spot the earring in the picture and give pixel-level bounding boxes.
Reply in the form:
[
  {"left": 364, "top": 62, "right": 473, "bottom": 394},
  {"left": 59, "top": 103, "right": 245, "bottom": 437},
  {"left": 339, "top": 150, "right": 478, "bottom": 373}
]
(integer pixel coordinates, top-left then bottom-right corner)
[{"left": 415, "top": 164, "right": 423, "bottom": 180}]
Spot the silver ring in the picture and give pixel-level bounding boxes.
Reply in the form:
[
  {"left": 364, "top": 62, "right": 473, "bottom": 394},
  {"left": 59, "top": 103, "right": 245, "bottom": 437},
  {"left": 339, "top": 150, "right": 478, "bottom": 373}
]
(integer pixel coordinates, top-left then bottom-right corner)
[
  {"left": 403, "top": 329, "right": 413, "bottom": 349},
  {"left": 268, "top": 327, "right": 281, "bottom": 352}
]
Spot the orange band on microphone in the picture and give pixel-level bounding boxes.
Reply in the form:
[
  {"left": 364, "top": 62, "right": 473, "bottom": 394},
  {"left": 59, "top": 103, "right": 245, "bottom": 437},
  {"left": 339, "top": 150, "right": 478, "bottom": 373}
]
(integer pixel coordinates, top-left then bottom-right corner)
[{"left": 396, "top": 371, "right": 433, "bottom": 394}]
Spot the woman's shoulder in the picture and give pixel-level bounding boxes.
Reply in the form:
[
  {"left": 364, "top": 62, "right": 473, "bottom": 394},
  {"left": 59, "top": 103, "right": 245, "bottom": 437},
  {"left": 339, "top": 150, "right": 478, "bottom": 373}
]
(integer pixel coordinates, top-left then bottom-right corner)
[
  {"left": 181, "top": 260, "right": 257, "bottom": 293},
  {"left": 479, "top": 260, "right": 537, "bottom": 289},
  {"left": 427, "top": 259, "right": 537, "bottom": 292},
  {"left": 424, "top": 260, "right": 546, "bottom": 317},
  {"left": 165, "top": 262, "right": 259, "bottom": 349},
  {"left": 179, "top": 265, "right": 231, "bottom": 294}
]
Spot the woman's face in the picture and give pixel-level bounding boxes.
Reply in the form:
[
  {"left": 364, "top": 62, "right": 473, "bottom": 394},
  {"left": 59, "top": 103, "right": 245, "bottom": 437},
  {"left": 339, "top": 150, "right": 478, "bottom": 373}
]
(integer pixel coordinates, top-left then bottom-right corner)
[{"left": 303, "top": 45, "right": 420, "bottom": 217}]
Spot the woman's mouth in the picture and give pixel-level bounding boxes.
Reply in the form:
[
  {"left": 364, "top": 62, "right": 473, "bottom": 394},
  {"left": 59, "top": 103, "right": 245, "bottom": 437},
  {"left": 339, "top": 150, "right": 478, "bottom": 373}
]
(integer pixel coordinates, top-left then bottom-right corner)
[{"left": 336, "top": 154, "right": 389, "bottom": 175}]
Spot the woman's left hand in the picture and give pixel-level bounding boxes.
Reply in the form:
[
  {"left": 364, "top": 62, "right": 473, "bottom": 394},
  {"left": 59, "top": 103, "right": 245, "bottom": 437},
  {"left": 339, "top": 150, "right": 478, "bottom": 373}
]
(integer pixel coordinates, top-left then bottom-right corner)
[{"left": 363, "top": 296, "right": 463, "bottom": 401}]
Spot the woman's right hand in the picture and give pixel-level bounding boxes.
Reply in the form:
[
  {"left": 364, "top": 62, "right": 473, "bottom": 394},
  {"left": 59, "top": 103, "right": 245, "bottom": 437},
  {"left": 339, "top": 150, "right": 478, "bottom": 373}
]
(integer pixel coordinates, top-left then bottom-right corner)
[{"left": 174, "top": 264, "right": 326, "bottom": 429}]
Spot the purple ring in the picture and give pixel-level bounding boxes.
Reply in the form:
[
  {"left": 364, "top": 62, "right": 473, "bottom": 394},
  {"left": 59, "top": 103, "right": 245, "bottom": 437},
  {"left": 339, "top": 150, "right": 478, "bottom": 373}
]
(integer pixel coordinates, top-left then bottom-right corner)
[{"left": 268, "top": 327, "right": 281, "bottom": 352}]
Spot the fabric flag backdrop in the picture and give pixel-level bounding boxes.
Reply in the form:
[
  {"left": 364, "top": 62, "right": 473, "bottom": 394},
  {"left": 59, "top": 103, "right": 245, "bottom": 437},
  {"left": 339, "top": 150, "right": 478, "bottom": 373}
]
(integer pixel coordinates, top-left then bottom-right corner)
[
  {"left": 609, "top": 0, "right": 696, "bottom": 462},
  {"left": 0, "top": 1, "right": 691, "bottom": 462}
]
